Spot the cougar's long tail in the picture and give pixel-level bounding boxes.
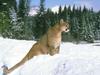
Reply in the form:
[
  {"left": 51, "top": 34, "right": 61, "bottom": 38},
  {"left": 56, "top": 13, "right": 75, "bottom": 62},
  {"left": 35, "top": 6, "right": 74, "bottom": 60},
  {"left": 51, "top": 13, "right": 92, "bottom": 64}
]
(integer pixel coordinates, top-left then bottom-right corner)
[
  {"left": 2, "top": 65, "right": 8, "bottom": 75},
  {"left": 2, "top": 55, "right": 28, "bottom": 75}
]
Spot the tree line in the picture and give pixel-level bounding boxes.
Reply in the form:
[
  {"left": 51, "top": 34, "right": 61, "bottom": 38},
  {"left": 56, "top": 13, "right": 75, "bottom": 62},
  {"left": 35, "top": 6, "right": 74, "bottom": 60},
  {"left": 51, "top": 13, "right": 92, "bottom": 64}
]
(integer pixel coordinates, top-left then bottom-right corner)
[{"left": 0, "top": 0, "right": 100, "bottom": 43}]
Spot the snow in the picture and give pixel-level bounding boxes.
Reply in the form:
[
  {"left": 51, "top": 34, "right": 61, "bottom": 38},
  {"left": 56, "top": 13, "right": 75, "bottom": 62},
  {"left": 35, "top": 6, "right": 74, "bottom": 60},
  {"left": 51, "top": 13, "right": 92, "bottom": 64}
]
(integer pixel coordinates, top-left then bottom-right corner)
[{"left": 0, "top": 37, "right": 100, "bottom": 75}]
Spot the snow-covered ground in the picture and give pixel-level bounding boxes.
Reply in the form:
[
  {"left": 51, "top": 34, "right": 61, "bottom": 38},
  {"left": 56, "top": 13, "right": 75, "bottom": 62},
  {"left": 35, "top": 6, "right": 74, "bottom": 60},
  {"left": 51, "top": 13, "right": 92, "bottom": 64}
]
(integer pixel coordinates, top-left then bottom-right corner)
[{"left": 0, "top": 37, "right": 100, "bottom": 75}]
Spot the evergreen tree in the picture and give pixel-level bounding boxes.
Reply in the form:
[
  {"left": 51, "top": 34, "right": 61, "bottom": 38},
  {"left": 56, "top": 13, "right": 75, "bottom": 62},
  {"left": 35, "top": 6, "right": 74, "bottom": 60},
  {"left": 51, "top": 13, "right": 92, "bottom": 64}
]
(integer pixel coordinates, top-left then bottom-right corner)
[
  {"left": 0, "top": 1, "right": 12, "bottom": 37},
  {"left": 11, "top": 0, "right": 31, "bottom": 39},
  {"left": 33, "top": 0, "right": 47, "bottom": 39},
  {"left": 71, "top": 6, "right": 79, "bottom": 41},
  {"left": 95, "top": 11, "right": 100, "bottom": 40},
  {"left": 45, "top": 8, "right": 55, "bottom": 26},
  {"left": 58, "top": 6, "right": 62, "bottom": 19},
  {"left": 62, "top": 5, "right": 68, "bottom": 20},
  {"left": 0, "top": 0, "right": 99, "bottom": 42},
  {"left": 66, "top": 5, "right": 71, "bottom": 21},
  {"left": 0, "top": 11, "right": 11, "bottom": 37}
]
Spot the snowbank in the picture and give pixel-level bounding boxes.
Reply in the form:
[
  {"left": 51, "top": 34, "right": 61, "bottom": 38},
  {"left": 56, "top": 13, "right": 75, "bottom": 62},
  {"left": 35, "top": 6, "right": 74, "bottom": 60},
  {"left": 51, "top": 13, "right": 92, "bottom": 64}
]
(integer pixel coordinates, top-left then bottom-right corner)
[{"left": 0, "top": 37, "right": 100, "bottom": 75}]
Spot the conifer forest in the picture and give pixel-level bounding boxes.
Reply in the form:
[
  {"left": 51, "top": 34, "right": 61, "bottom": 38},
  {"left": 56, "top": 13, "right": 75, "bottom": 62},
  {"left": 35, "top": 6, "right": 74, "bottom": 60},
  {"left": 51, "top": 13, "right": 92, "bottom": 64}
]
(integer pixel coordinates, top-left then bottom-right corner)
[{"left": 0, "top": 0, "right": 100, "bottom": 43}]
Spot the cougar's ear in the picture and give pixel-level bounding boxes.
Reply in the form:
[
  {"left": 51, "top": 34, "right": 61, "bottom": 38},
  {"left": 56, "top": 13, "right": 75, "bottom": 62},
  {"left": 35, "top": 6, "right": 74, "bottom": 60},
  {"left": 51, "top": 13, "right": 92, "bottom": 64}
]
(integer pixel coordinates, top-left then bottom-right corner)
[{"left": 60, "top": 19, "right": 64, "bottom": 24}]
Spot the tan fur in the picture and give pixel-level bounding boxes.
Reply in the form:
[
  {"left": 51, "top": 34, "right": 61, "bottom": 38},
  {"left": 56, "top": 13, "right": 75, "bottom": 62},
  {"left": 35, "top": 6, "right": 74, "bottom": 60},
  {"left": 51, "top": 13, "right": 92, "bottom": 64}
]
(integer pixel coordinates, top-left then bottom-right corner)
[{"left": 3, "top": 19, "right": 69, "bottom": 74}]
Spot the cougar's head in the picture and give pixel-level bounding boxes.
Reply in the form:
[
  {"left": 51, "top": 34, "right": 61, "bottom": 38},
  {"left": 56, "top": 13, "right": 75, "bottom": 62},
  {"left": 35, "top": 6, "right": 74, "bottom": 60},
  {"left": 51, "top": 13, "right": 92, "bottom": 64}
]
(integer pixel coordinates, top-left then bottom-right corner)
[{"left": 59, "top": 19, "right": 69, "bottom": 32}]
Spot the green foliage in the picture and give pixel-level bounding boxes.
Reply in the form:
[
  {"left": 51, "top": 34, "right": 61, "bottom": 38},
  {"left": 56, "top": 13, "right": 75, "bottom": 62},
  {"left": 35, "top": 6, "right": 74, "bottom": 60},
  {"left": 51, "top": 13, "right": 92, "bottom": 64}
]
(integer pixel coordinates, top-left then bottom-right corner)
[
  {"left": 0, "top": 0, "right": 100, "bottom": 43},
  {"left": 33, "top": 0, "right": 49, "bottom": 39},
  {"left": 0, "top": 11, "right": 11, "bottom": 37}
]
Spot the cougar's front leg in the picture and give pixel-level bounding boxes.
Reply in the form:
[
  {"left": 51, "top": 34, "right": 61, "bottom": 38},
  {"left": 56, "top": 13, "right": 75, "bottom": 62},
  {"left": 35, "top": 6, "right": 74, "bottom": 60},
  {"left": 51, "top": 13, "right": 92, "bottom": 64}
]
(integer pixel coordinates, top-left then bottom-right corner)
[
  {"left": 49, "top": 46, "right": 60, "bottom": 56},
  {"left": 56, "top": 46, "right": 60, "bottom": 53}
]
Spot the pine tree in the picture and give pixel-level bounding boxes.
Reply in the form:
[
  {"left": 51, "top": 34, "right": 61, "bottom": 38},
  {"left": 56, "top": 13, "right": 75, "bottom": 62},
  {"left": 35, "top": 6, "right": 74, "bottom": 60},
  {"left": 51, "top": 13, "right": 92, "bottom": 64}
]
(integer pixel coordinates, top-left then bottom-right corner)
[
  {"left": 11, "top": 0, "right": 31, "bottom": 39},
  {"left": 95, "top": 11, "right": 100, "bottom": 40},
  {"left": 79, "top": 9, "right": 94, "bottom": 43},
  {"left": 33, "top": 0, "right": 47, "bottom": 39},
  {"left": 10, "top": 0, "right": 25, "bottom": 39},
  {"left": 0, "top": 1, "right": 12, "bottom": 37},
  {"left": 45, "top": 8, "right": 55, "bottom": 26},
  {"left": 70, "top": 5, "right": 80, "bottom": 42},
  {"left": 0, "top": 11, "right": 11, "bottom": 37},
  {"left": 62, "top": 5, "right": 68, "bottom": 20},
  {"left": 58, "top": 6, "right": 62, "bottom": 19}
]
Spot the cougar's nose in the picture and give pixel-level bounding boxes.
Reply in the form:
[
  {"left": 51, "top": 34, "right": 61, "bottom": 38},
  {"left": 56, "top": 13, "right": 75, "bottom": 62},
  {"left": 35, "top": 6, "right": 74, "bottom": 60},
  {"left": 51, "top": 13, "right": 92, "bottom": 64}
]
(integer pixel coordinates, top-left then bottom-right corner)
[{"left": 66, "top": 28, "right": 68, "bottom": 31}]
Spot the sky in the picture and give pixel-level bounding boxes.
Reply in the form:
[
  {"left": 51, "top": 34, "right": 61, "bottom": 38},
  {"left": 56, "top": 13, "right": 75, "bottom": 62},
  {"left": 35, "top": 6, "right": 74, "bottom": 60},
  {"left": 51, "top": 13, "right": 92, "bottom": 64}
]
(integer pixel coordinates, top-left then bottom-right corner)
[{"left": 30, "top": 0, "right": 100, "bottom": 11}]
